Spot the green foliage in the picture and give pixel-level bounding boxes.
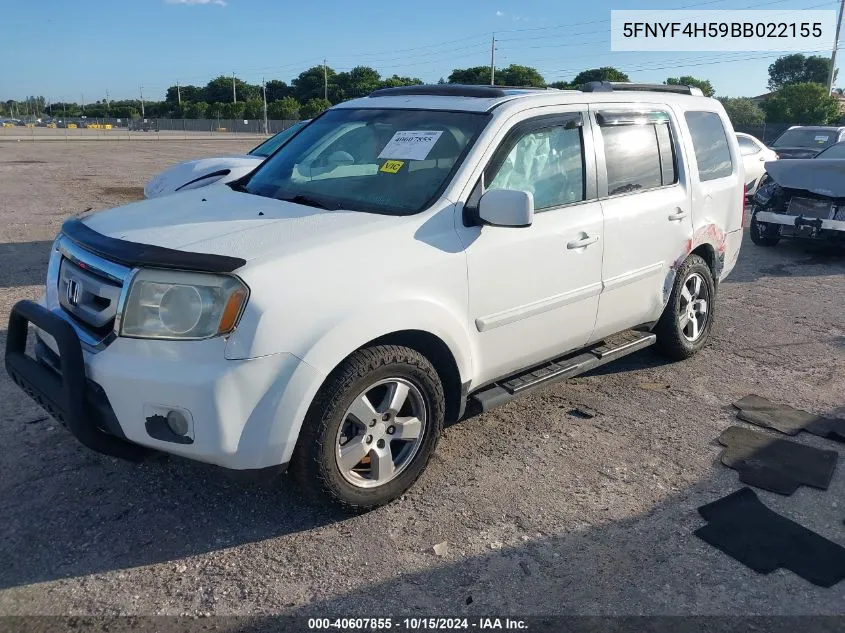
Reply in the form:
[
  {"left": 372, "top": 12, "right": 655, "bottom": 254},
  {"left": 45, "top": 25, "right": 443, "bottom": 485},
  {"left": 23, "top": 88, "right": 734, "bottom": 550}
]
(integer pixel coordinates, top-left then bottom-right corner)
[
  {"left": 666, "top": 76, "right": 714, "bottom": 97},
  {"left": 184, "top": 101, "right": 208, "bottom": 118},
  {"left": 300, "top": 97, "right": 332, "bottom": 118},
  {"left": 717, "top": 97, "right": 764, "bottom": 126},
  {"left": 498, "top": 64, "right": 545, "bottom": 87},
  {"left": 570, "top": 67, "right": 630, "bottom": 86},
  {"left": 264, "top": 80, "right": 290, "bottom": 102},
  {"left": 767, "top": 54, "right": 836, "bottom": 91},
  {"left": 293, "top": 66, "right": 340, "bottom": 104},
  {"left": 336, "top": 66, "right": 382, "bottom": 99},
  {"left": 380, "top": 75, "right": 424, "bottom": 89},
  {"left": 267, "top": 96, "right": 300, "bottom": 120},
  {"left": 447, "top": 66, "right": 494, "bottom": 85},
  {"left": 244, "top": 98, "right": 264, "bottom": 120},
  {"left": 761, "top": 82, "right": 841, "bottom": 124}
]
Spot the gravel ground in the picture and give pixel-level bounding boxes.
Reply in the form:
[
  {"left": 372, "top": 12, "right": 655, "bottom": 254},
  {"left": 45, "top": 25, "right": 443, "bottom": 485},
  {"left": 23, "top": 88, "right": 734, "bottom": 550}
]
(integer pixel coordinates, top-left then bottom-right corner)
[{"left": 0, "top": 141, "right": 844, "bottom": 617}]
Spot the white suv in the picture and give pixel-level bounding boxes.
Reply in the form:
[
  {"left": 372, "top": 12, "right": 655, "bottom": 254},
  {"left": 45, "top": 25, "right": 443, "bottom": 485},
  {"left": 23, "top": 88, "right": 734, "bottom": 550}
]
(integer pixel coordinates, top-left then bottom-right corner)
[{"left": 6, "top": 82, "right": 744, "bottom": 509}]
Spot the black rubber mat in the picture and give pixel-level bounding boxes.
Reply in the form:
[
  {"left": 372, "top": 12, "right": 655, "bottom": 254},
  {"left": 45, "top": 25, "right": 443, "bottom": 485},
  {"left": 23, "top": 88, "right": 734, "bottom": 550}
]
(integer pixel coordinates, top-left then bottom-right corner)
[
  {"left": 696, "top": 487, "right": 845, "bottom": 587},
  {"left": 718, "top": 426, "right": 837, "bottom": 495},
  {"left": 734, "top": 394, "right": 845, "bottom": 443}
]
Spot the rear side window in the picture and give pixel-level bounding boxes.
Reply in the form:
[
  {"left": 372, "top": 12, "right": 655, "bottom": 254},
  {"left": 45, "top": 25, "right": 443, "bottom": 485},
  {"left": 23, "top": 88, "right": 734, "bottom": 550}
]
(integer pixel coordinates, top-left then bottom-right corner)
[
  {"left": 737, "top": 135, "right": 760, "bottom": 156},
  {"left": 685, "top": 111, "right": 733, "bottom": 181},
  {"left": 598, "top": 111, "right": 677, "bottom": 196}
]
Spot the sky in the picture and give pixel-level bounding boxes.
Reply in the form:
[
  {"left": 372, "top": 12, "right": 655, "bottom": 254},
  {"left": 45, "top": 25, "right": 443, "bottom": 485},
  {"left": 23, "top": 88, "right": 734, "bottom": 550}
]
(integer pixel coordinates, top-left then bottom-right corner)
[{"left": 0, "top": 0, "right": 841, "bottom": 103}]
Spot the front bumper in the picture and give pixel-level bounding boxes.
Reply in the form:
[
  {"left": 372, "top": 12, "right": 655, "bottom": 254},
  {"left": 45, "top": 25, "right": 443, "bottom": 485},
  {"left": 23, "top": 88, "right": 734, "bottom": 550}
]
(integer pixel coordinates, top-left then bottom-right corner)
[
  {"left": 6, "top": 300, "right": 325, "bottom": 470},
  {"left": 756, "top": 211, "right": 845, "bottom": 235}
]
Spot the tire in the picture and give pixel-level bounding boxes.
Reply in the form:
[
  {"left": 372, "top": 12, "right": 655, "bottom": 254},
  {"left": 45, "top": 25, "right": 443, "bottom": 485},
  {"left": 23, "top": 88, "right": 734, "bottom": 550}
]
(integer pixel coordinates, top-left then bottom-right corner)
[
  {"left": 290, "top": 345, "right": 445, "bottom": 511},
  {"left": 750, "top": 210, "right": 780, "bottom": 247},
  {"left": 654, "top": 254, "right": 716, "bottom": 361}
]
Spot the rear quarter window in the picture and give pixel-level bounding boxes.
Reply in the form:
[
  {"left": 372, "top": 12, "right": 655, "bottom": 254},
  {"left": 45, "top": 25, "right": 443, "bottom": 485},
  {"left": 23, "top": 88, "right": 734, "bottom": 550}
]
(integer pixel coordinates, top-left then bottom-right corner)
[{"left": 684, "top": 111, "right": 733, "bottom": 181}]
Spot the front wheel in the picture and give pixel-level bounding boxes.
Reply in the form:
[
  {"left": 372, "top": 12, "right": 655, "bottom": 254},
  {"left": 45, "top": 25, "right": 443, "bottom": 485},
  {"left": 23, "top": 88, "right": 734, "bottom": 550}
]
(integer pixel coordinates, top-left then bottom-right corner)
[
  {"left": 290, "top": 345, "right": 444, "bottom": 511},
  {"left": 654, "top": 254, "right": 716, "bottom": 361}
]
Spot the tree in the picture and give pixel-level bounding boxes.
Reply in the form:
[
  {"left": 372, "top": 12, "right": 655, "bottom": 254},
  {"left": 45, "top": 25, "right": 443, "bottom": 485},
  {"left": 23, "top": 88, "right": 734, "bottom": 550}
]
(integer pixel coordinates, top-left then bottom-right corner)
[
  {"left": 666, "top": 76, "right": 714, "bottom": 97},
  {"left": 267, "top": 96, "right": 300, "bottom": 120},
  {"left": 498, "top": 64, "right": 545, "bottom": 87},
  {"left": 767, "top": 54, "right": 837, "bottom": 90},
  {"left": 547, "top": 81, "right": 571, "bottom": 90},
  {"left": 244, "top": 98, "right": 264, "bottom": 120},
  {"left": 379, "top": 74, "right": 424, "bottom": 89},
  {"left": 570, "top": 67, "right": 629, "bottom": 86},
  {"left": 165, "top": 84, "right": 203, "bottom": 104},
  {"left": 184, "top": 101, "right": 209, "bottom": 119},
  {"left": 448, "top": 66, "right": 493, "bottom": 85},
  {"left": 300, "top": 98, "right": 332, "bottom": 118},
  {"left": 336, "top": 66, "right": 382, "bottom": 99},
  {"left": 264, "top": 80, "right": 290, "bottom": 102},
  {"left": 718, "top": 97, "right": 764, "bottom": 126},
  {"left": 293, "top": 66, "right": 340, "bottom": 104},
  {"left": 205, "top": 76, "right": 237, "bottom": 103},
  {"left": 761, "top": 82, "right": 841, "bottom": 124}
]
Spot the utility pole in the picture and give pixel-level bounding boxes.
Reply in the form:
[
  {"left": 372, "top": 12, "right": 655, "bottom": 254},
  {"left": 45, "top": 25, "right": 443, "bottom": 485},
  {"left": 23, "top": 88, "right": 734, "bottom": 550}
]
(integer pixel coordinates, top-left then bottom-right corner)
[
  {"left": 262, "top": 79, "right": 269, "bottom": 135},
  {"left": 490, "top": 35, "right": 496, "bottom": 86},
  {"left": 233, "top": 72, "right": 237, "bottom": 103},
  {"left": 81, "top": 93, "right": 85, "bottom": 114},
  {"left": 140, "top": 85, "right": 145, "bottom": 118},
  {"left": 828, "top": 0, "right": 845, "bottom": 93},
  {"left": 323, "top": 59, "right": 328, "bottom": 101},
  {"left": 177, "top": 80, "right": 181, "bottom": 106},
  {"left": 105, "top": 90, "right": 109, "bottom": 118}
]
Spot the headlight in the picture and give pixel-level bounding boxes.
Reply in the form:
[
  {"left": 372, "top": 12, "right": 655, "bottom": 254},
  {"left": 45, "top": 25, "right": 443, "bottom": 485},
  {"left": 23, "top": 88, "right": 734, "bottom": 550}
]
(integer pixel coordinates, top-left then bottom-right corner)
[{"left": 119, "top": 269, "right": 249, "bottom": 340}]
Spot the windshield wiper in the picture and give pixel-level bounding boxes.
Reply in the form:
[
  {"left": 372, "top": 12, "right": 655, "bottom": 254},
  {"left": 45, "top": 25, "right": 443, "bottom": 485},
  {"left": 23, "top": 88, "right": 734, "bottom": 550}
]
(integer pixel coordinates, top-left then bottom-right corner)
[{"left": 277, "top": 194, "right": 336, "bottom": 210}]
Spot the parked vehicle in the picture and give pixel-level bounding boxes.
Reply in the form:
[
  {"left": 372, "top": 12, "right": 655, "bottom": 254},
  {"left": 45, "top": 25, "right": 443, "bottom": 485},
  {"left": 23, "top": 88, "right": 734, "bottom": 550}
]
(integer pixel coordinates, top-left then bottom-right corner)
[
  {"left": 768, "top": 125, "right": 845, "bottom": 159},
  {"left": 750, "top": 156, "right": 845, "bottom": 247},
  {"left": 813, "top": 140, "right": 845, "bottom": 159},
  {"left": 144, "top": 120, "right": 310, "bottom": 198},
  {"left": 6, "top": 82, "right": 744, "bottom": 509},
  {"left": 736, "top": 132, "right": 778, "bottom": 197}
]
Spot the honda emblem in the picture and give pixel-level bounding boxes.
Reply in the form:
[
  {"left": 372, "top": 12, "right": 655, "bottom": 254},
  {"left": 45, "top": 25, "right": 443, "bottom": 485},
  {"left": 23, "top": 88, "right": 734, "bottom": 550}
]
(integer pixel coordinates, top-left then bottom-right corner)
[{"left": 66, "top": 278, "right": 82, "bottom": 307}]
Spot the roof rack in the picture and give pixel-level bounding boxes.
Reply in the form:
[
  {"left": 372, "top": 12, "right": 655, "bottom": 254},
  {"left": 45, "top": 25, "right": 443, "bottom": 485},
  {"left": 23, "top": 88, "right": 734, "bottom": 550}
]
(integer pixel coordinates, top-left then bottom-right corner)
[
  {"left": 580, "top": 81, "right": 704, "bottom": 96},
  {"left": 369, "top": 84, "right": 510, "bottom": 98}
]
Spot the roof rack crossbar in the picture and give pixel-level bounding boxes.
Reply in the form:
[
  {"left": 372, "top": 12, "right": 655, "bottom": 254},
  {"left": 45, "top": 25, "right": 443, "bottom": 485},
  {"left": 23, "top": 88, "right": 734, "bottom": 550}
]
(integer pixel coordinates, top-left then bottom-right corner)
[{"left": 580, "top": 81, "right": 704, "bottom": 96}]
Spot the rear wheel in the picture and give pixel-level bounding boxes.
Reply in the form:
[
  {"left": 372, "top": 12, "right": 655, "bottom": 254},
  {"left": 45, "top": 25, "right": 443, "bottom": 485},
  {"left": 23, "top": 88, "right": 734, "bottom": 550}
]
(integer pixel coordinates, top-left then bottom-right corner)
[
  {"left": 290, "top": 345, "right": 444, "bottom": 511},
  {"left": 750, "top": 210, "right": 781, "bottom": 247},
  {"left": 654, "top": 254, "right": 715, "bottom": 361}
]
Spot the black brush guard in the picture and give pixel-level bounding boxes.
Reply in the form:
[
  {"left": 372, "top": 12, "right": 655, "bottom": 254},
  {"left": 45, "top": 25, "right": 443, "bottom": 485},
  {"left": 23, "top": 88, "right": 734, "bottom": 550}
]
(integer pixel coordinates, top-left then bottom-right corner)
[{"left": 5, "top": 300, "right": 148, "bottom": 461}]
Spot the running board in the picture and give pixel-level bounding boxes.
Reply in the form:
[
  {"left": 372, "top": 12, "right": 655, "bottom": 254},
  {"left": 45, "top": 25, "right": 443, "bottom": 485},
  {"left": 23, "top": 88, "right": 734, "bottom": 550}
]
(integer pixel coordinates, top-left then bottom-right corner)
[{"left": 469, "top": 330, "right": 656, "bottom": 412}]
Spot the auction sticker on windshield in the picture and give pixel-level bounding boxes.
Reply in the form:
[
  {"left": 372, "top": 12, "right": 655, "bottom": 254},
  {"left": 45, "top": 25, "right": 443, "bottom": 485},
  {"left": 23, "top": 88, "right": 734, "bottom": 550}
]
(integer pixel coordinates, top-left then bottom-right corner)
[{"left": 378, "top": 131, "right": 443, "bottom": 161}]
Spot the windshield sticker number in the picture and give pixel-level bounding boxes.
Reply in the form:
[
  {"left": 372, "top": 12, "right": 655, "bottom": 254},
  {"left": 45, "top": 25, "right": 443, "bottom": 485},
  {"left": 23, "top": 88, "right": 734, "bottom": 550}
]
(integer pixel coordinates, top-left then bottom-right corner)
[
  {"left": 379, "top": 160, "right": 405, "bottom": 174},
  {"left": 815, "top": 135, "right": 830, "bottom": 142},
  {"left": 378, "top": 131, "right": 443, "bottom": 161}
]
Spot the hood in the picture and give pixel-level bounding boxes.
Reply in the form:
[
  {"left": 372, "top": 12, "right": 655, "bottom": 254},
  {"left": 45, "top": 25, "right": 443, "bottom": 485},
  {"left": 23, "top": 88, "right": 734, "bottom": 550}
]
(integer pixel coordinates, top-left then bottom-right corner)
[
  {"left": 770, "top": 147, "right": 823, "bottom": 159},
  {"left": 144, "top": 155, "right": 263, "bottom": 198},
  {"left": 764, "top": 159, "right": 845, "bottom": 198},
  {"left": 81, "top": 186, "right": 399, "bottom": 262}
]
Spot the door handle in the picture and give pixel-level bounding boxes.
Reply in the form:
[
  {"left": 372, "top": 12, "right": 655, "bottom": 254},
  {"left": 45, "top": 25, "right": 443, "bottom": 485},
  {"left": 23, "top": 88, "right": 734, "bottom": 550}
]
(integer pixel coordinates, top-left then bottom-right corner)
[
  {"left": 668, "top": 208, "right": 688, "bottom": 221},
  {"left": 759, "top": 156, "right": 767, "bottom": 161},
  {"left": 567, "top": 234, "right": 600, "bottom": 249}
]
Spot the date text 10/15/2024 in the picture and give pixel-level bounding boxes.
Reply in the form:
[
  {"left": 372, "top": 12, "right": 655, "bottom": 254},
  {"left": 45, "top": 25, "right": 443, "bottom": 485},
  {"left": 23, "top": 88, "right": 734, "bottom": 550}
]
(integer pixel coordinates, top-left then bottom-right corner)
[{"left": 308, "top": 617, "right": 529, "bottom": 630}]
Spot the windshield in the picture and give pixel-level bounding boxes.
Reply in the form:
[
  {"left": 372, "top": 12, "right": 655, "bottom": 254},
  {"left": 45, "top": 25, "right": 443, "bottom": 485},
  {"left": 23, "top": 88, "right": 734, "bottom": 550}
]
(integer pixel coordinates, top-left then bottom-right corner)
[
  {"left": 815, "top": 142, "right": 845, "bottom": 158},
  {"left": 244, "top": 108, "right": 489, "bottom": 215},
  {"left": 771, "top": 128, "right": 839, "bottom": 149},
  {"left": 249, "top": 120, "right": 309, "bottom": 157}
]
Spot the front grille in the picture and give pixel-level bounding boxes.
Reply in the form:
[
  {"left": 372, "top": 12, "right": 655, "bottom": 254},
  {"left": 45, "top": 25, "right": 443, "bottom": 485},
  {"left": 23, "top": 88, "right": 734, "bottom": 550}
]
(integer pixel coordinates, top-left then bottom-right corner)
[
  {"left": 58, "top": 258, "right": 123, "bottom": 330},
  {"left": 45, "top": 236, "right": 132, "bottom": 351}
]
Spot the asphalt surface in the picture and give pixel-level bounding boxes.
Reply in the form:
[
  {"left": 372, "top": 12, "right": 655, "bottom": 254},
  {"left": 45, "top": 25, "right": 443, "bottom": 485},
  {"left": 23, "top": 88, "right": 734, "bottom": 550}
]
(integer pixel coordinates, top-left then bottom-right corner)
[{"left": 0, "top": 141, "right": 844, "bottom": 616}]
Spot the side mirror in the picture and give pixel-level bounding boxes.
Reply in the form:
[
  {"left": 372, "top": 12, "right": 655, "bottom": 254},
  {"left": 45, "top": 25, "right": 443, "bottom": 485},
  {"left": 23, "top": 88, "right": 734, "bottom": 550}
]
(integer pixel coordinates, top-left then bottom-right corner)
[{"left": 478, "top": 188, "right": 534, "bottom": 228}]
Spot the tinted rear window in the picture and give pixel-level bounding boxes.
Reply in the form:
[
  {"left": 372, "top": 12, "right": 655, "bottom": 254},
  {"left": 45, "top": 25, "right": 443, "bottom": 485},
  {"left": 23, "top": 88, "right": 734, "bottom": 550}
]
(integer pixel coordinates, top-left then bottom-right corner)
[
  {"left": 600, "top": 114, "right": 677, "bottom": 196},
  {"left": 684, "top": 111, "right": 733, "bottom": 181}
]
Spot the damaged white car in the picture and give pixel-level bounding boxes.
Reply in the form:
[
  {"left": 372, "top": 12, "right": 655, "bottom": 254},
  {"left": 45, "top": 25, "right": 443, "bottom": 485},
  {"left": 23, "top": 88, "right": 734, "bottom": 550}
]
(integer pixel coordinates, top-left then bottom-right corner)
[
  {"left": 143, "top": 120, "right": 309, "bottom": 198},
  {"left": 750, "top": 158, "right": 845, "bottom": 247}
]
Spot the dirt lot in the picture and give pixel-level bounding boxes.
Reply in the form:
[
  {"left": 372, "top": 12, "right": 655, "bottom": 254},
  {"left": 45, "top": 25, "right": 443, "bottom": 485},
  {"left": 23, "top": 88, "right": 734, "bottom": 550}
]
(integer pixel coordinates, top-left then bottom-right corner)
[{"left": 0, "top": 141, "right": 844, "bottom": 617}]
